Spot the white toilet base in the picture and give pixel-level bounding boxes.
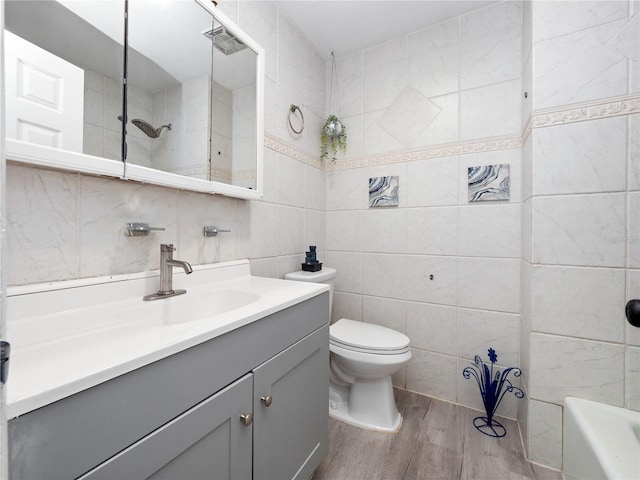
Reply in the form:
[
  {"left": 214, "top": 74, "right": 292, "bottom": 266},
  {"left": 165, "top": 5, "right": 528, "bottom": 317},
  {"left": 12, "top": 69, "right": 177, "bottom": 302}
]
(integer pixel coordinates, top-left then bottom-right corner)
[{"left": 328, "top": 377, "right": 403, "bottom": 433}]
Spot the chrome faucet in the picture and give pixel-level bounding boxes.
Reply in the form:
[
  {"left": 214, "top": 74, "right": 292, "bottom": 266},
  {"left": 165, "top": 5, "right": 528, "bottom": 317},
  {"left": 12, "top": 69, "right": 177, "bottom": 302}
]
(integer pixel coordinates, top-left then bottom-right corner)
[{"left": 144, "top": 244, "right": 193, "bottom": 301}]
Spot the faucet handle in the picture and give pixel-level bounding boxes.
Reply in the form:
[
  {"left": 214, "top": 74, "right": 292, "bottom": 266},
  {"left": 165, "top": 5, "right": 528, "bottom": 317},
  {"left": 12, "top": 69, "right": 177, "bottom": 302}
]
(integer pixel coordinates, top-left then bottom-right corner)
[
  {"left": 126, "top": 223, "right": 166, "bottom": 236},
  {"left": 203, "top": 226, "right": 231, "bottom": 237},
  {"left": 160, "top": 244, "right": 176, "bottom": 252}
]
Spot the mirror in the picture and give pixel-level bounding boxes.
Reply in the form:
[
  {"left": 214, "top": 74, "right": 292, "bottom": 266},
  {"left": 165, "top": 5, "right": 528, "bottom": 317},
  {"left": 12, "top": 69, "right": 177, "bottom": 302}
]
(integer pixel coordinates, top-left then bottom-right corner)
[
  {"left": 3, "top": 0, "right": 264, "bottom": 199},
  {"left": 4, "top": 0, "right": 125, "bottom": 172}
]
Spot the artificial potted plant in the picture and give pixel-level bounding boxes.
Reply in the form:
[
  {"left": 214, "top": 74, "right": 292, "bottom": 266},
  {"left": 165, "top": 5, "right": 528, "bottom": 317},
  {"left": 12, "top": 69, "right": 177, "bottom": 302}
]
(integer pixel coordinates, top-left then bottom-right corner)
[{"left": 320, "top": 114, "right": 347, "bottom": 163}]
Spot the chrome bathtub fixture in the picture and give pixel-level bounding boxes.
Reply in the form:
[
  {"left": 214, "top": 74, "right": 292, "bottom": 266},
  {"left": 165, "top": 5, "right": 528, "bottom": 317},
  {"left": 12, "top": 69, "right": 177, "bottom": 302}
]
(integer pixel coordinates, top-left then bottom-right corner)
[
  {"left": 125, "top": 223, "right": 166, "bottom": 237},
  {"left": 203, "top": 226, "right": 231, "bottom": 237},
  {"left": 144, "top": 244, "right": 193, "bottom": 301}
]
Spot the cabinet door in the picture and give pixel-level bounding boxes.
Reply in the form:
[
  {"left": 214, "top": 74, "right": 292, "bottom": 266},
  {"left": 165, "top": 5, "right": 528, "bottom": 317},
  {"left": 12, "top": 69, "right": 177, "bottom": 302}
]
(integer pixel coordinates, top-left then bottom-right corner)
[
  {"left": 253, "top": 325, "right": 329, "bottom": 480},
  {"left": 80, "top": 374, "right": 253, "bottom": 480}
]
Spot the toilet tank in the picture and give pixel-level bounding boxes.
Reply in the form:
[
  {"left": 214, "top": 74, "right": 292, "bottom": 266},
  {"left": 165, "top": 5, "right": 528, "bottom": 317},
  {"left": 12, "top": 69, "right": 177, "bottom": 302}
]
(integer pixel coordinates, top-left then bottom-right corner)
[{"left": 285, "top": 267, "right": 336, "bottom": 312}]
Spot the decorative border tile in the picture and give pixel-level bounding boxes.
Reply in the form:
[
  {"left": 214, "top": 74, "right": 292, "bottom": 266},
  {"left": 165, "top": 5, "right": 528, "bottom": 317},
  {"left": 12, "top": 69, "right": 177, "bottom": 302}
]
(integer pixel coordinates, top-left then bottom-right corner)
[{"left": 264, "top": 94, "right": 640, "bottom": 172}]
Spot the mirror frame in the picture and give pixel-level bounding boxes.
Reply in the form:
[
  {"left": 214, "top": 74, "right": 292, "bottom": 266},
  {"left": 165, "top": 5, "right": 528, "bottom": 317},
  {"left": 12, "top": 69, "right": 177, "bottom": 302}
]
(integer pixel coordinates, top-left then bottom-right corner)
[{"left": 4, "top": 0, "right": 265, "bottom": 200}]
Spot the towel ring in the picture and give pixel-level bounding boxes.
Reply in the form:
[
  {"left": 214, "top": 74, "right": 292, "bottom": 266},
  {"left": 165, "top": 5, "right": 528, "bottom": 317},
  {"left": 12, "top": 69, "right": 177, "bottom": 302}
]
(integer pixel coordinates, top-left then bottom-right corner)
[{"left": 288, "top": 104, "right": 304, "bottom": 134}]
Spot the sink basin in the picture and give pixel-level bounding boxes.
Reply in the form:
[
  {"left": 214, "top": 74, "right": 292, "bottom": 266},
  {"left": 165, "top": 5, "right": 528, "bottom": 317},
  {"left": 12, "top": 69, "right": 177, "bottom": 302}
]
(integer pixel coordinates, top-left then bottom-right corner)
[{"left": 119, "top": 289, "right": 261, "bottom": 326}]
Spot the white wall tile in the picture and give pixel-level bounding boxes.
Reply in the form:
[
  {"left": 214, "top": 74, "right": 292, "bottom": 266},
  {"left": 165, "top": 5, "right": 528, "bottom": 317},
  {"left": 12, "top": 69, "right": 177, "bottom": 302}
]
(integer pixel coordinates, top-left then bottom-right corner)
[
  {"left": 326, "top": 211, "right": 362, "bottom": 252},
  {"left": 239, "top": 1, "right": 277, "bottom": 81},
  {"left": 362, "top": 208, "right": 407, "bottom": 254},
  {"left": 324, "top": 251, "right": 362, "bottom": 294},
  {"left": 460, "top": 79, "right": 521, "bottom": 140},
  {"left": 304, "top": 164, "right": 326, "bottom": 211},
  {"left": 363, "top": 109, "right": 404, "bottom": 155},
  {"left": 405, "top": 255, "right": 458, "bottom": 306},
  {"left": 332, "top": 291, "right": 362, "bottom": 324},
  {"left": 362, "top": 253, "right": 406, "bottom": 299},
  {"left": 326, "top": 168, "right": 365, "bottom": 211},
  {"left": 459, "top": 204, "right": 521, "bottom": 258},
  {"left": 532, "top": 117, "right": 628, "bottom": 195},
  {"left": 407, "top": 350, "right": 457, "bottom": 402},
  {"left": 626, "top": 346, "right": 640, "bottom": 411},
  {"left": 407, "top": 207, "right": 458, "bottom": 256},
  {"left": 277, "top": 206, "right": 305, "bottom": 256},
  {"left": 533, "top": 19, "right": 629, "bottom": 110},
  {"left": 526, "top": 400, "right": 563, "bottom": 469},
  {"left": 627, "top": 269, "right": 640, "bottom": 347},
  {"left": 362, "top": 295, "right": 406, "bottom": 334},
  {"left": 531, "top": 265, "right": 625, "bottom": 343},
  {"left": 629, "top": 192, "right": 640, "bottom": 268},
  {"left": 630, "top": 114, "right": 640, "bottom": 191},
  {"left": 276, "top": 153, "right": 306, "bottom": 207},
  {"left": 457, "top": 308, "right": 520, "bottom": 367},
  {"left": 529, "top": 333, "right": 624, "bottom": 405},
  {"left": 7, "top": 165, "right": 80, "bottom": 285},
  {"left": 407, "top": 157, "right": 459, "bottom": 207},
  {"left": 410, "top": 93, "right": 459, "bottom": 148},
  {"left": 306, "top": 44, "right": 326, "bottom": 117},
  {"left": 532, "top": 194, "right": 626, "bottom": 267},
  {"left": 304, "top": 208, "right": 325, "bottom": 253},
  {"left": 245, "top": 201, "right": 278, "bottom": 258},
  {"left": 522, "top": 199, "right": 532, "bottom": 263},
  {"left": 363, "top": 36, "right": 408, "bottom": 113},
  {"left": 406, "top": 301, "right": 457, "bottom": 355},
  {"left": 458, "top": 258, "right": 520, "bottom": 313},
  {"left": 460, "top": 1, "right": 522, "bottom": 41},
  {"left": 328, "top": 51, "right": 363, "bottom": 118}
]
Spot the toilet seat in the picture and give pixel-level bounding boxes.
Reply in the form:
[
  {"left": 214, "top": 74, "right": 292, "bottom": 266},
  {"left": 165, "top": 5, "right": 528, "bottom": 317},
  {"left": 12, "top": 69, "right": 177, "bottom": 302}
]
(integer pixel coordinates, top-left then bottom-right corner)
[{"left": 330, "top": 318, "right": 410, "bottom": 355}]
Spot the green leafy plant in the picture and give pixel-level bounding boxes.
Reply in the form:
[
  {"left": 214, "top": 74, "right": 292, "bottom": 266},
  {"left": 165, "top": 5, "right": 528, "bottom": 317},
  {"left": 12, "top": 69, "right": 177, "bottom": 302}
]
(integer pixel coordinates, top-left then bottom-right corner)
[{"left": 320, "top": 115, "right": 347, "bottom": 163}]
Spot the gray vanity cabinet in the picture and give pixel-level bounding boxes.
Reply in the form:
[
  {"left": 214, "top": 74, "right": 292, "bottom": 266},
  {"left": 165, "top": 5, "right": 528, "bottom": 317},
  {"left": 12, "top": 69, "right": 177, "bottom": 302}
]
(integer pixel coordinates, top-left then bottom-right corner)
[
  {"left": 253, "top": 324, "right": 329, "bottom": 480},
  {"left": 80, "top": 373, "right": 254, "bottom": 480}
]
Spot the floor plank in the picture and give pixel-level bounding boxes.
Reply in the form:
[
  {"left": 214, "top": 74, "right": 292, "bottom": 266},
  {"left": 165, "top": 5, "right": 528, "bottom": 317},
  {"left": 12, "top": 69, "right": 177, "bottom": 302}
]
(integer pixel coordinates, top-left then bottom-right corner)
[{"left": 313, "top": 389, "right": 562, "bottom": 480}]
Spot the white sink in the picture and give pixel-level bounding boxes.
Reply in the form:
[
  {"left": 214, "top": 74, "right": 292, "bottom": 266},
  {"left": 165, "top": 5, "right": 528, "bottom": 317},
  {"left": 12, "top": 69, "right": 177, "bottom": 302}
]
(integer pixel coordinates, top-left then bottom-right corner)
[{"left": 121, "top": 289, "right": 261, "bottom": 326}]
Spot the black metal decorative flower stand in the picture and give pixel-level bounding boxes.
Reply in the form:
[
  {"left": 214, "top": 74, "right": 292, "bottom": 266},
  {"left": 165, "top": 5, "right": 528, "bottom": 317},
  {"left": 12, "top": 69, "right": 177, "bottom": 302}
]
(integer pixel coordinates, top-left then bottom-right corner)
[{"left": 462, "top": 347, "right": 524, "bottom": 438}]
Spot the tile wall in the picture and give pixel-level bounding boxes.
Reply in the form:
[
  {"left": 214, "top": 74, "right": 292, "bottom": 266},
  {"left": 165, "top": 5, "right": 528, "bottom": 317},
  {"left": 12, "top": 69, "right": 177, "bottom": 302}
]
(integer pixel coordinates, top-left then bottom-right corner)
[
  {"left": 324, "top": 1, "right": 524, "bottom": 419},
  {"left": 518, "top": 0, "right": 639, "bottom": 470}
]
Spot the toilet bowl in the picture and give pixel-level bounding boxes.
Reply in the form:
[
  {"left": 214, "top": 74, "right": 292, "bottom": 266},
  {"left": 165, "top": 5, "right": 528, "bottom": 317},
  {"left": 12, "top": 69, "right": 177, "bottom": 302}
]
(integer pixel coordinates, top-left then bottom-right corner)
[{"left": 284, "top": 268, "right": 411, "bottom": 433}]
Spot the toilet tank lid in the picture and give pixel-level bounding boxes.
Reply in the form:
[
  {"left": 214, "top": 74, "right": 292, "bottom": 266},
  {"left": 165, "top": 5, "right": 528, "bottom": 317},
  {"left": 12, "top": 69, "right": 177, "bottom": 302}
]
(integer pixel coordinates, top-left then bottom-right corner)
[
  {"left": 331, "top": 318, "right": 410, "bottom": 351},
  {"left": 285, "top": 267, "right": 336, "bottom": 283}
]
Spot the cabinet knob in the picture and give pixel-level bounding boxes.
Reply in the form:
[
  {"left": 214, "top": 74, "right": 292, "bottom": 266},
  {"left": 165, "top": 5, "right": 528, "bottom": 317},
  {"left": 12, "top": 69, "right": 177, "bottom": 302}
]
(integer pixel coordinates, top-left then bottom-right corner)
[
  {"left": 260, "top": 395, "right": 273, "bottom": 407},
  {"left": 239, "top": 413, "right": 253, "bottom": 426}
]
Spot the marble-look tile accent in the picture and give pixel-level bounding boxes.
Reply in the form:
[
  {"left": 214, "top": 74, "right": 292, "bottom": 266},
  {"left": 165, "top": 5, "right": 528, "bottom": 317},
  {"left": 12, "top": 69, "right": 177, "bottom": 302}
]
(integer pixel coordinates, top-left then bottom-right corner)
[
  {"left": 532, "top": 116, "right": 627, "bottom": 195},
  {"left": 377, "top": 87, "right": 441, "bottom": 147},
  {"left": 409, "top": 93, "right": 459, "bottom": 148},
  {"left": 467, "top": 164, "right": 510, "bottom": 202},
  {"left": 364, "top": 164, "right": 408, "bottom": 207},
  {"left": 325, "top": 211, "right": 362, "bottom": 252},
  {"left": 405, "top": 255, "right": 458, "bottom": 306},
  {"left": 532, "top": 193, "right": 626, "bottom": 268},
  {"left": 461, "top": 80, "right": 521, "bottom": 140},
  {"left": 368, "top": 176, "right": 399, "bottom": 207},
  {"left": 627, "top": 269, "right": 640, "bottom": 347},
  {"left": 459, "top": 149, "right": 521, "bottom": 203},
  {"left": 533, "top": 19, "right": 629, "bottom": 110},
  {"left": 458, "top": 258, "right": 520, "bottom": 313},
  {"left": 457, "top": 308, "right": 520, "bottom": 367},
  {"left": 529, "top": 333, "right": 624, "bottom": 405},
  {"left": 459, "top": 204, "right": 520, "bottom": 258},
  {"left": 6, "top": 165, "right": 80, "bottom": 285},
  {"left": 407, "top": 349, "right": 457, "bottom": 403},
  {"left": 264, "top": 134, "right": 322, "bottom": 170},
  {"left": 363, "top": 36, "right": 408, "bottom": 113},
  {"left": 362, "top": 253, "right": 406, "bottom": 300},
  {"left": 331, "top": 291, "right": 362, "bottom": 324},
  {"left": 526, "top": 400, "right": 563, "bottom": 470},
  {"left": 407, "top": 207, "right": 458, "bottom": 256},
  {"left": 362, "top": 295, "right": 406, "bottom": 335},
  {"left": 407, "top": 157, "right": 458, "bottom": 207},
  {"left": 531, "top": 265, "right": 625, "bottom": 343},
  {"left": 323, "top": 251, "right": 362, "bottom": 294},
  {"left": 626, "top": 346, "right": 640, "bottom": 411},
  {"left": 363, "top": 109, "right": 404, "bottom": 156},
  {"left": 406, "top": 302, "right": 457, "bottom": 356}
]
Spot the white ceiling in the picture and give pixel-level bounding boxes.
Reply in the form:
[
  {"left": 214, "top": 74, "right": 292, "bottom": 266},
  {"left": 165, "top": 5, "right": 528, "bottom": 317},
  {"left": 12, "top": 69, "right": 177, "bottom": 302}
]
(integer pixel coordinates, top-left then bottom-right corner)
[{"left": 276, "top": 0, "right": 497, "bottom": 61}]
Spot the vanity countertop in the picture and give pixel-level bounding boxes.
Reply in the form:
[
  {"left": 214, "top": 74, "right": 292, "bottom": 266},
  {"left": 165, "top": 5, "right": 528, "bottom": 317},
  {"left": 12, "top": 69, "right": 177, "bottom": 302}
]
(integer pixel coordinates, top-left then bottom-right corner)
[{"left": 6, "top": 260, "right": 329, "bottom": 419}]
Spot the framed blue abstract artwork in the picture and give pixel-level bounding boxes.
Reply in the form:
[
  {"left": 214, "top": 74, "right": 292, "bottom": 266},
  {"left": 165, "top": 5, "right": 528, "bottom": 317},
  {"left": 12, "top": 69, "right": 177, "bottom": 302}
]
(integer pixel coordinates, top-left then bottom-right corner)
[
  {"left": 468, "top": 164, "right": 510, "bottom": 202},
  {"left": 369, "top": 176, "right": 399, "bottom": 207}
]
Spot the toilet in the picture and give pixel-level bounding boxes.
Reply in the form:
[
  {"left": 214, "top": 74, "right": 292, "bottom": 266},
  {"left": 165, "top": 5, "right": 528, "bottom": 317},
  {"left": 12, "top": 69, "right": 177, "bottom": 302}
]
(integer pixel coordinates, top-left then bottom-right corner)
[{"left": 285, "top": 267, "right": 411, "bottom": 433}]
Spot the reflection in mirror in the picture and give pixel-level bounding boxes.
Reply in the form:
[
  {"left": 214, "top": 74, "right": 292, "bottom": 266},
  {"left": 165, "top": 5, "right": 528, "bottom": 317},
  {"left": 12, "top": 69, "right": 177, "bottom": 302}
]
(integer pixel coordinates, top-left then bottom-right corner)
[
  {"left": 126, "top": 0, "right": 258, "bottom": 190},
  {"left": 4, "top": 0, "right": 124, "bottom": 162}
]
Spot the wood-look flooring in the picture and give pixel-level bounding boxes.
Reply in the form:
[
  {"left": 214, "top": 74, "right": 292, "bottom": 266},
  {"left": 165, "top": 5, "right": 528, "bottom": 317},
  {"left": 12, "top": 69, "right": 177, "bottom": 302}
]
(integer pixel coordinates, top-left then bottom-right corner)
[{"left": 312, "top": 389, "right": 562, "bottom": 480}]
